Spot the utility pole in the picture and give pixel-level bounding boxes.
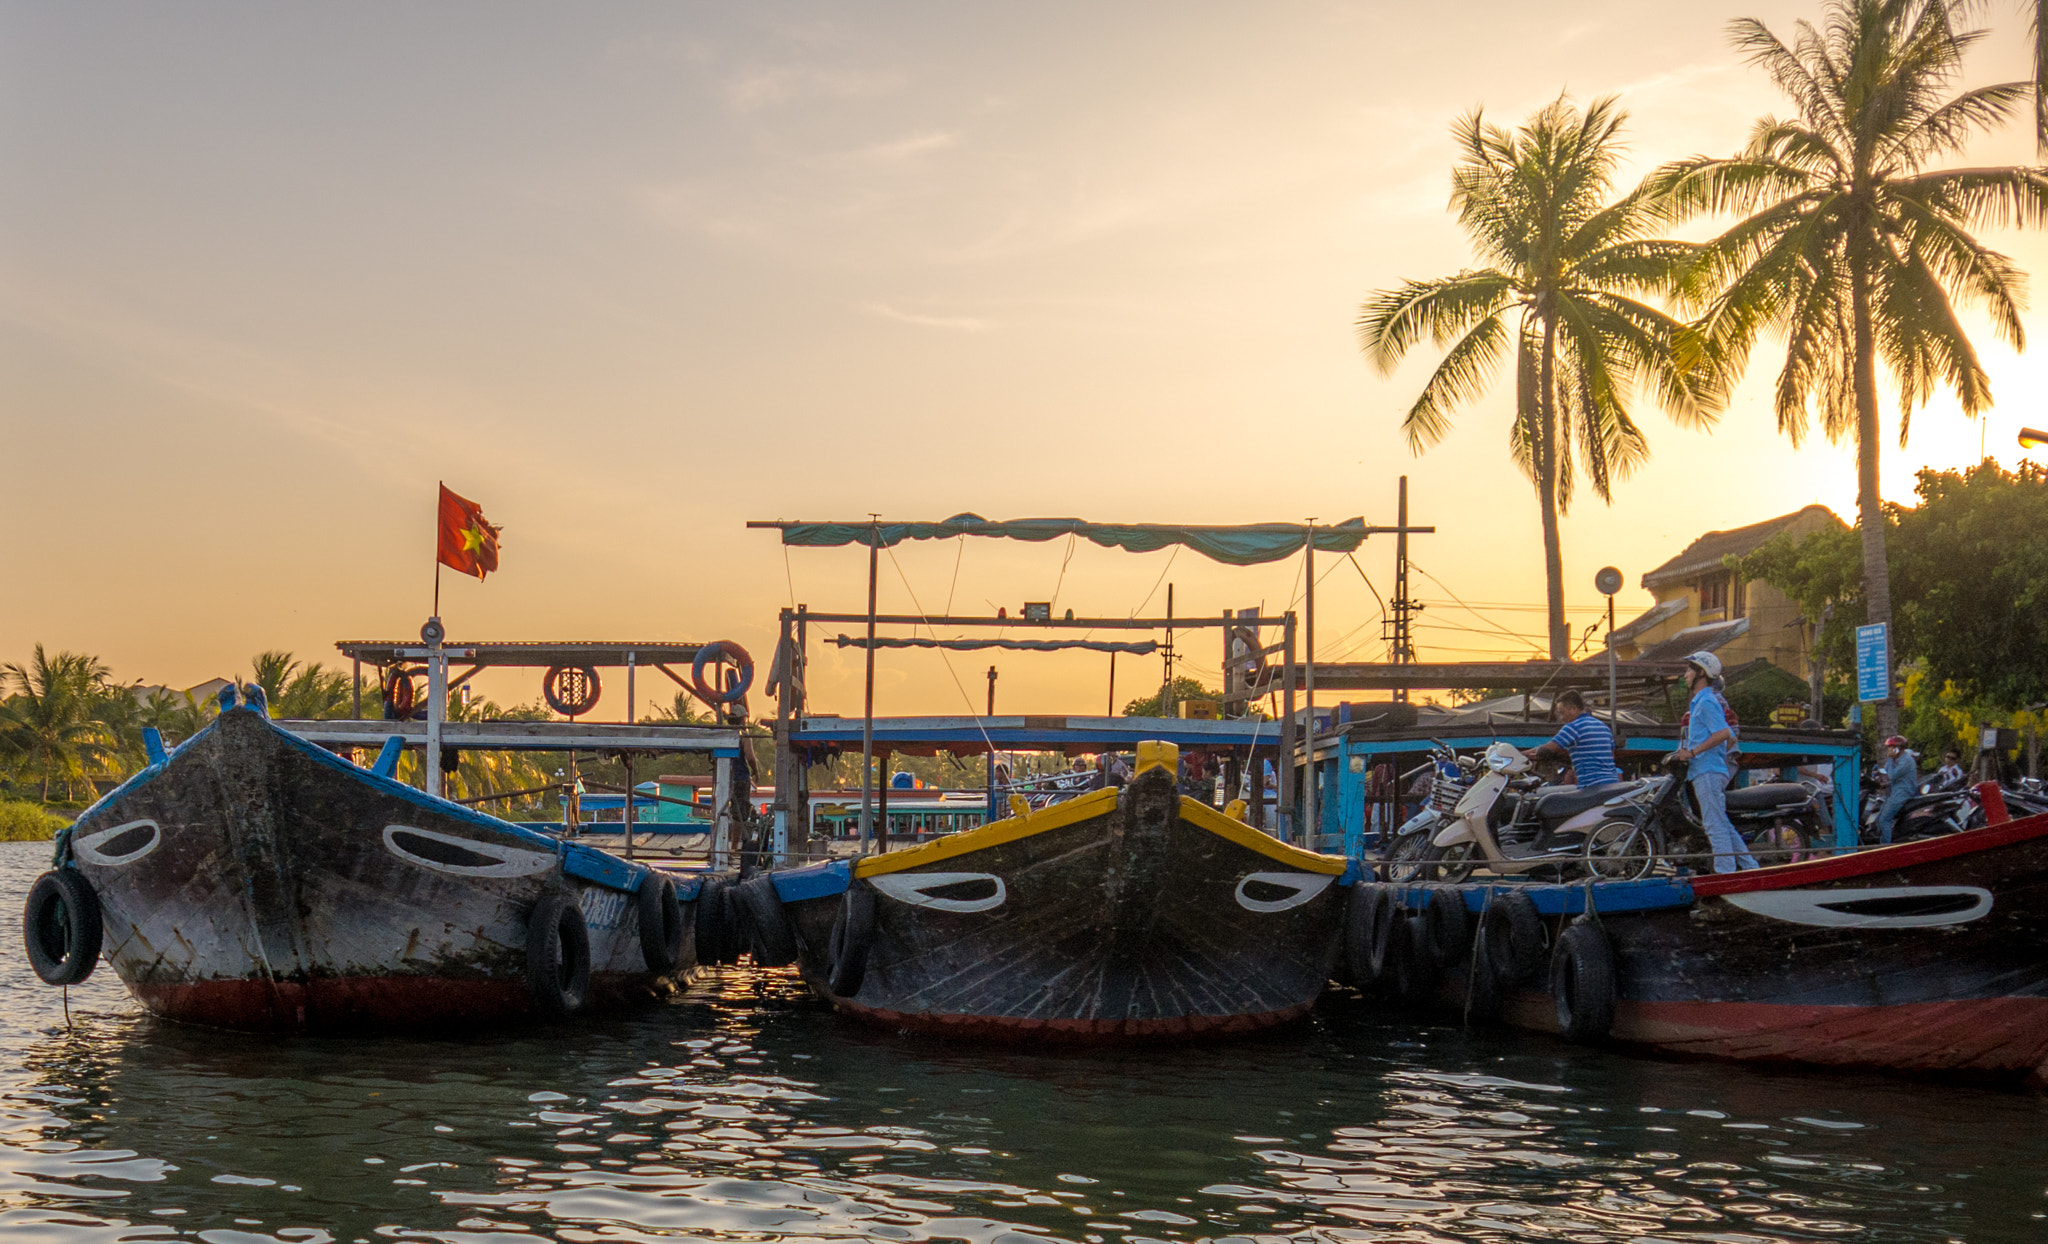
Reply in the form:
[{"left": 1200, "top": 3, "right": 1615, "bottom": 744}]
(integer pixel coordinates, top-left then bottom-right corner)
[
  {"left": 1162, "top": 583, "right": 1176, "bottom": 717},
  {"left": 1386, "top": 475, "right": 1420, "bottom": 701}
]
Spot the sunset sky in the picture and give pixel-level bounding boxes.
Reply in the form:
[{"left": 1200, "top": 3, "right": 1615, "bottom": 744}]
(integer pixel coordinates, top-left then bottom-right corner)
[{"left": 4, "top": 1, "right": 2044, "bottom": 720}]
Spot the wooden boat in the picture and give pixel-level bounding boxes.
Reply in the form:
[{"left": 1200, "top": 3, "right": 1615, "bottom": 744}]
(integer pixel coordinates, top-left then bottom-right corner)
[
  {"left": 19, "top": 692, "right": 699, "bottom": 1032},
  {"left": 741, "top": 742, "right": 1350, "bottom": 1040},
  {"left": 1354, "top": 801, "right": 2048, "bottom": 1082}
]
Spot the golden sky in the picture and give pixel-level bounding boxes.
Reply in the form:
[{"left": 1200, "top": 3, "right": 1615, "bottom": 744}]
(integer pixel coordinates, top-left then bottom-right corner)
[{"left": 3, "top": 1, "right": 2043, "bottom": 720}]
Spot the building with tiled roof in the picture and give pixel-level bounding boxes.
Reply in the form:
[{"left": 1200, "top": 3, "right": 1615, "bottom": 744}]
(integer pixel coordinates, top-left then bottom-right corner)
[{"left": 1610, "top": 504, "right": 1845, "bottom": 680}]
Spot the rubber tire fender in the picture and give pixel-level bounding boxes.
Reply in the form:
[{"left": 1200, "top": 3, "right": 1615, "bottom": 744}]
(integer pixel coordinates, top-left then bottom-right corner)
[
  {"left": 527, "top": 892, "right": 592, "bottom": 1017},
  {"left": 1424, "top": 886, "right": 1470, "bottom": 965},
  {"left": 734, "top": 874, "right": 800, "bottom": 968},
  {"left": 636, "top": 871, "right": 685, "bottom": 975},
  {"left": 827, "top": 883, "right": 875, "bottom": 999},
  {"left": 1479, "top": 890, "right": 1546, "bottom": 988},
  {"left": 1342, "top": 883, "right": 1394, "bottom": 987},
  {"left": 1390, "top": 913, "right": 1440, "bottom": 1003},
  {"left": 1550, "top": 918, "right": 1617, "bottom": 1043},
  {"left": 693, "top": 876, "right": 735, "bottom": 966},
  {"left": 1462, "top": 927, "right": 1504, "bottom": 1021},
  {"left": 23, "top": 869, "right": 102, "bottom": 986},
  {"left": 1364, "top": 885, "right": 1403, "bottom": 982}
]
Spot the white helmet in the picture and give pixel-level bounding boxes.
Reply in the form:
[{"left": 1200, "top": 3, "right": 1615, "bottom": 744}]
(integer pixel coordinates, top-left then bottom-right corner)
[{"left": 1685, "top": 650, "right": 1722, "bottom": 679}]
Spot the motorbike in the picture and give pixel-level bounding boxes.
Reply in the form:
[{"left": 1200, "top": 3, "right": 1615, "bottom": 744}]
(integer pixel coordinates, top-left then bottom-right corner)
[
  {"left": 1862, "top": 778, "right": 2048, "bottom": 842},
  {"left": 1381, "top": 743, "right": 1472, "bottom": 883},
  {"left": 1420, "top": 741, "right": 1647, "bottom": 882},
  {"left": 1601, "top": 755, "right": 1828, "bottom": 874}
]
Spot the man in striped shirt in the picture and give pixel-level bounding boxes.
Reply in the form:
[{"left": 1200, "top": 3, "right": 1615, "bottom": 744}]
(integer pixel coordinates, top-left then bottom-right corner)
[{"left": 1532, "top": 690, "right": 1621, "bottom": 789}]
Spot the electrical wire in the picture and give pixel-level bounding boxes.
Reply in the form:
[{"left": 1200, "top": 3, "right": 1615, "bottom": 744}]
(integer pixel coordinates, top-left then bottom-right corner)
[
  {"left": 884, "top": 545, "right": 997, "bottom": 760},
  {"left": 943, "top": 536, "right": 964, "bottom": 617},
  {"left": 1049, "top": 533, "right": 1077, "bottom": 613},
  {"left": 1131, "top": 544, "right": 1181, "bottom": 615}
]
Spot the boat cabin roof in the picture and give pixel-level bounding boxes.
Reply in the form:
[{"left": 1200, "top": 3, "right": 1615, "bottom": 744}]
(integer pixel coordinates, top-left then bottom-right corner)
[
  {"left": 278, "top": 718, "right": 744, "bottom": 754},
  {"left": 790, "top": 714, "right": 1279, "bottom": 756},
  {"left": 333, "top": 640, "right": 708, "bottom": 667}
]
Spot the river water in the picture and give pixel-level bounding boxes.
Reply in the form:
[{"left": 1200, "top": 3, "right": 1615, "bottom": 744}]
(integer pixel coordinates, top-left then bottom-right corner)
[{"left": 4, "top": 841, "right": 2046, "bottom": 1244}]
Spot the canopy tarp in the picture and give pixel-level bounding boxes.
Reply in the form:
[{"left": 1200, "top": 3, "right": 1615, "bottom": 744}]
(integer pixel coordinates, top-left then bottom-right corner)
[
  {"left": 754, "top": 514, "right": 1370, "bottom": 566},
  {"left": 830, "top": 635, "right": 1159, "bottom": 655}
]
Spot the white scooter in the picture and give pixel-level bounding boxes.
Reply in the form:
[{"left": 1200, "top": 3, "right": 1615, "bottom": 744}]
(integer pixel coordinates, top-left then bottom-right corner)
[{"left": 1424, "top": 741, "right": 1649, "bottom": 881}]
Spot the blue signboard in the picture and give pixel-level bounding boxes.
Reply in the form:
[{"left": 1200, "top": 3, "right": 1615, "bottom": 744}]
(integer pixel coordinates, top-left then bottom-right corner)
[{"left": 1856, "top": 623, "right": 1890, "bottom": 702}]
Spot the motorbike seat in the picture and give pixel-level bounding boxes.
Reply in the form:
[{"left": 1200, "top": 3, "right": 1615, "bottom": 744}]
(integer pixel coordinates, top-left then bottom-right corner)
[
  {"left": 1533, "top": 781, "right": 1636, "bottom": 821},
  {"left": 1723, "top": 782, "right": 1813, "bottom": 811}
]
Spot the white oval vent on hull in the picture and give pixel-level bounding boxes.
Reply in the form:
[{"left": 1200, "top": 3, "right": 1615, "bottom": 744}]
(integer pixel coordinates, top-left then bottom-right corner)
[
  {"left": 869, "top": 871, "right": 1008, "bottom": 913},
  {"left": 1234, "top": 871, "right": 1336, "bottom": 913},
  {"left": 1724, "top": 885, "right": 1992, "bottom": 928},
  {"left": 74, "top": 819, "right": 162, "bottom": 867},
  {"left": 383, "top": 825, "right": 556, "bottom": 879}
]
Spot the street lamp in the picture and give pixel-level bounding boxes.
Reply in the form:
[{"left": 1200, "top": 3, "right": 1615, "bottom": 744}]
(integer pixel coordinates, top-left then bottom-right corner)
[{"left": 1595, "top": 566, "right": 1624, "bottom": 730}]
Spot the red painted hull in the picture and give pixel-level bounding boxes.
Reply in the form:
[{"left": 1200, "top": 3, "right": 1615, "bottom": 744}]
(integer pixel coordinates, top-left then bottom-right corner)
[{"left": 1494, "top": 811, "right": 2048, "bottom": 1081}]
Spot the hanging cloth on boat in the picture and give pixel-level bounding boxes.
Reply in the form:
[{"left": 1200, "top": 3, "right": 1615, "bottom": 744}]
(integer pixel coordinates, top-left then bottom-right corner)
[
  {"left": 830, "top": 635, "right": 1160, "bottom": 655},
  {"left": 753, "top": 515, "right": 1371, "bottom": 566}
]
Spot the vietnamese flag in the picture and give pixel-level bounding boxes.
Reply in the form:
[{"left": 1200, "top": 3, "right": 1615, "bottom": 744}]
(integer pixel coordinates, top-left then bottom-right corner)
[{"left": 437, "top": 484, "right": 501, "bottom": 580}]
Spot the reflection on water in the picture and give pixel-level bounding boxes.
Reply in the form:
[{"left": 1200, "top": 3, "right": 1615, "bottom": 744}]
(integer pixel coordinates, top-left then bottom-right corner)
[{"left": 4, "top": 842, "right": 2046, "bottom": 1243}]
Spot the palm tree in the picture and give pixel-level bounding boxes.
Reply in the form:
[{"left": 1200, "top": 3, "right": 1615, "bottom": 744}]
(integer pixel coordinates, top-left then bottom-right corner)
[
  {"left": 1652, "top": 0, "right": 2048, "bottom": 732},
  {"left": 1359, "top": 96, "right": 1724, "bottom": 659},
  {"left": 0, "top": 646, "right": 117, "bottom": 801},
  {"left": 140, "top": 688, "right": 217, "bottom": 746},
  {"left": 250, "top": 651, "right": 353, "bottom": 719}
]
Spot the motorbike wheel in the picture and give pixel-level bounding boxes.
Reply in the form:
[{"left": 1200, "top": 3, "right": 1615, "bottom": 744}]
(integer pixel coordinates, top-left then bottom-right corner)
[
  {"left": 1420, "top": 841, "right": 1477, "bottom": 884},
  {"left": 1750, "top": 820, "right": 1811, "bottom": 866},
  {"left": 1583, "top": 818, "right": 1661, "bottom": 881},
  {"left": 1383, "top": 831, "right": 1433, "bottom": 884}
]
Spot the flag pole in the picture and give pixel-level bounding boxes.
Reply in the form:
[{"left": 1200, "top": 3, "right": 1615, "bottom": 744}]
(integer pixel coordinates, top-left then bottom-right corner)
[{"left": 434, "top": 480, "right": 443, "bottom": 618}]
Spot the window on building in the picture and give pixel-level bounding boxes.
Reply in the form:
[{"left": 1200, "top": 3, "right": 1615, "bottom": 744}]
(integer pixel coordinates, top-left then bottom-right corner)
[
  {"left": 1732, "top": 576, "right": 1747, "bottom": 619},
  {"left": 1698, "top": 573, "right": 1729, "bottom": 616}
]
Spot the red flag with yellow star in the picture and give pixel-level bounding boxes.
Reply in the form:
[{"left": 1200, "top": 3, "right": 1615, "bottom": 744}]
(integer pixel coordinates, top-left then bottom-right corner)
[{"left": 436, "top": 484, "right": 501, "bottom": 580}]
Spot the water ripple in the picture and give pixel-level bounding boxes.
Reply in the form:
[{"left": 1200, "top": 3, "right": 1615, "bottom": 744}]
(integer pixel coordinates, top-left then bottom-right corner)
[{"left": 6, "top": 843, "right": 2048, "bottom": 1243}]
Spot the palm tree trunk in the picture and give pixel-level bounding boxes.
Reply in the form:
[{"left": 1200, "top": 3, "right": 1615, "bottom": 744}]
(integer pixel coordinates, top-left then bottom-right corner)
[
  {"left": 1850, "top": 243, "right": 1898, "bottom": 735},
  {"left": 1537, "top": 312, "right": 1569, "bottom": 660}
]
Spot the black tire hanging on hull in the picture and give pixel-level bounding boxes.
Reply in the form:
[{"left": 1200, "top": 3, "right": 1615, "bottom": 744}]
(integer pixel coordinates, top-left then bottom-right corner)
[
  {"left": 694, "top": 876, "right": 740, "bottom": 966},
  {"left": 527, "top": 892, "right": 592, "bottom": 1017},
  {"left": 1424, "top": 886, "right": 1470, "bottom": 964},
  {"left": 637, "top": 871, "right": 686, "bottom": 975},
  {"left": 734, "top": 874, "right": 800, "bottom": 967},
  {"left": 1390, "top": 913, "right": 1440, "bottom": 1003},
  {"left": 1550, "top": 919, "right": 1616, "bottom": 1043},
  {"left": 827, "top": 883, "right": 875, "bottom": 998},
  {"left": 1342, "top": 882, "right": 1396, "bottom": 988},
  {"left": 1479, "top": 890, "right": 1546, "bottom": 989},
  {"left": 23, "top": 869, "right": 102, "bottom": 986}
]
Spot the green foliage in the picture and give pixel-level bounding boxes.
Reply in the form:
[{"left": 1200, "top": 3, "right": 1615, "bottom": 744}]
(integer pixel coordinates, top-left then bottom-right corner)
[
  {"left": 1891, "top": 460, "right": 2048, "bottom": 709},
  {"left": 1722, "top": 661, "right": 1814, "bottom": 730},
  {"left": 140, "top": 688, "right": 217, "bottom": 746},
  {"left": 0, "top": 646, "right": 119, "bottom": 802},
  {"left": 1123, "top": 677, "right": 1223, "bottom": 718},
  {"left": 1737, "top": 460, "right": 2048, "bottom": 715},
  {"left": 252, "top": 650, "right": 354, "bottom": 720},
  {"left": 1731, "top": 522, "right": 1870, "bottom": 675},
  {"left": 1361, "top": 94, "right": 1725, "bottom": 658},
  {"left": 0, "top": 798, "right": 64, "bottom": 841}
]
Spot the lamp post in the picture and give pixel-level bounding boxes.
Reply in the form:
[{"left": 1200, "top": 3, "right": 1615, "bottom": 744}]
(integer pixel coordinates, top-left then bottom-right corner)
[{"left": 1595, "top": 567, "right": 1623, "bottom": 731}]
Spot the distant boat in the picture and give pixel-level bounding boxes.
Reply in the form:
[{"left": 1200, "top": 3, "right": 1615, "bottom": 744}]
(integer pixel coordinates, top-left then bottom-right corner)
[
  {"left": 21, "top": 693, "right": 698, "bottom": 1033},
  {"left": 741, "top": 742, "right": 1350, "bottom": 1040}
]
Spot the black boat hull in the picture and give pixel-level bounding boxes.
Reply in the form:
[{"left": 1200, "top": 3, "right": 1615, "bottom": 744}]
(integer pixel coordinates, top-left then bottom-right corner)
[
  {"left": 779, "top": 750, "right": 1348, "bottom": 1041},
  {"left": 55, "top": 707, "right": 694, "bottom": 1032}
]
